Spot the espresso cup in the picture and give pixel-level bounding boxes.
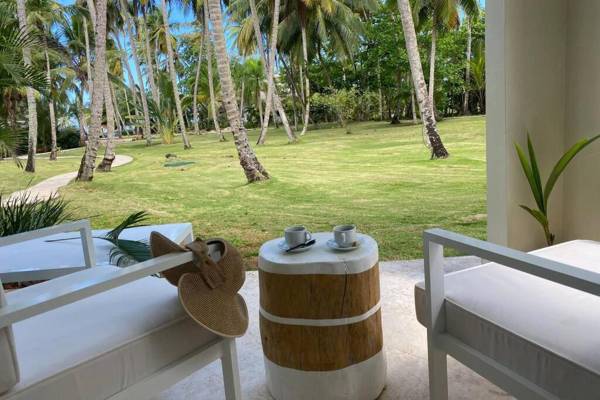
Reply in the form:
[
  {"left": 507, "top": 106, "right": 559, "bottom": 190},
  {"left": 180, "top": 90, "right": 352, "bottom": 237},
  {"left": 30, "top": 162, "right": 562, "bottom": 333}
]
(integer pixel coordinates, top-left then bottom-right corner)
[
  {"left": 284, "top": 225, "right": 312, "bottom": 248},
  {"left": 333, "top": 224, "right": 357, "bottom": 248}
]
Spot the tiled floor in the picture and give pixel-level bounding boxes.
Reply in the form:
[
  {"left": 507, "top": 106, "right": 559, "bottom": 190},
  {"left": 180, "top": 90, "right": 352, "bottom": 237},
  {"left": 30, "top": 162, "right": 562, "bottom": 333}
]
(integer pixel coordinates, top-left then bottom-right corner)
[{"left": 155, "top": 257, "right": 511, "bottom": 400}]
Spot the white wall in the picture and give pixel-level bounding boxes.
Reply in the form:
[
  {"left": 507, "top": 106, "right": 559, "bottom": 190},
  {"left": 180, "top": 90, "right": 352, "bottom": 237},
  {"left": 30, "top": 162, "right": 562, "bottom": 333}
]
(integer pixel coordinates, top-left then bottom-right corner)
[
  {"left": 487, "top": 0, "right": 568, "bottom": 250},
  {"left": 563, "top": 0, "right": 600, "bottom": 242}
]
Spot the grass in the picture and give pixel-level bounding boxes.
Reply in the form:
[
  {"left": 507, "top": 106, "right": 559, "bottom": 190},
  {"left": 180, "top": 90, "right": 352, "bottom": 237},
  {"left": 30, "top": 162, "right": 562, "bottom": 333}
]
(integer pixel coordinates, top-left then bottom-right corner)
[
  {"left": 0, "top": 116, "right": 487, "bottom": 265},
  {"left": 0, "top": 149, "right": 83, "bottom": 194}
]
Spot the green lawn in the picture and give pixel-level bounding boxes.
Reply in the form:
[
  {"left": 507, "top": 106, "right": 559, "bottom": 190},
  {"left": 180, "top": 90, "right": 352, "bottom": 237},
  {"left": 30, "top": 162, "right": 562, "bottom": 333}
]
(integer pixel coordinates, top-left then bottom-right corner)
[
  {"left": 0, "top": 148, "right": 84, "bottom": 194},
  {"left": 1, "top": 116, "right": 487, "bottom": 265}
]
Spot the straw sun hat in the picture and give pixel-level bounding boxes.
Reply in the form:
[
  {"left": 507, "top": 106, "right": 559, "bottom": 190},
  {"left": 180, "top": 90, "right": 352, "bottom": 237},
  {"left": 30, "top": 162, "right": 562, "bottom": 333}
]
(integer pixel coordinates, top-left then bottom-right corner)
[{"left": 150, "top": 232, "right": 248, "bottom": 338}]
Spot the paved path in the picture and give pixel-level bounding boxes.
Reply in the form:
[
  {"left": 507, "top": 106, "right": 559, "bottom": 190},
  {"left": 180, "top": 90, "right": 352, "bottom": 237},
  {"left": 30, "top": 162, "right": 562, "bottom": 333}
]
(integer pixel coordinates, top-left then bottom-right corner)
[{"left": 7, "top": 155, "right": 133, "bottom": 203}]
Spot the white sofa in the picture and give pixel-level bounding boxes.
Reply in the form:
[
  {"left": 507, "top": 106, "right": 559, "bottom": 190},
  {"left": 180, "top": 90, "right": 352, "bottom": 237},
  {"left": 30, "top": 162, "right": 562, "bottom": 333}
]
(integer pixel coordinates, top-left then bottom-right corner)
[
  {"left": 416, "top": 229, "right": 600, "bottom": 400},
  {"left": 0, "top": 221, "right": 242, "bottom": 400}
]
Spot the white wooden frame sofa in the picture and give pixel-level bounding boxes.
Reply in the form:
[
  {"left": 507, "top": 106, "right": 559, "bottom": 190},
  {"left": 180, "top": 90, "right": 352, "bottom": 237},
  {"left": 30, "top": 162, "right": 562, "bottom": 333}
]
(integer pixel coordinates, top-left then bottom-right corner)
[
  {"left": 415, "top": 229, "right": 600, "bottom": 400},
  {"left": 0, "top": 220, "right": 242, "bottom": 400}
]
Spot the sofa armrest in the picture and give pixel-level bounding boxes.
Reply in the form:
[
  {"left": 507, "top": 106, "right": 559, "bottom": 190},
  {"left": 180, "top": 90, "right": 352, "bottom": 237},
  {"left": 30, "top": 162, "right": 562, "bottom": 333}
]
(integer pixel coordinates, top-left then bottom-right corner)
[
  {"left": 424, "top": 229, "right": 600, "bottom": 296},
  {"left": 0, "top": 252, "right": 193, "bottom": 328}
]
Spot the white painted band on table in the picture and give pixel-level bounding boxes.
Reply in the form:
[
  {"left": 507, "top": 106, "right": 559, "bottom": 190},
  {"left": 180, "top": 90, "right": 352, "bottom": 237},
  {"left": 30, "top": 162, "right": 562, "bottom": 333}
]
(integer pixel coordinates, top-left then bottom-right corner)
[
  {"left": 259, "top": 301, "right": 381, "bottom": 327},
  {"left": 265, "top": 351, "right": 387, "bottom": 400}
]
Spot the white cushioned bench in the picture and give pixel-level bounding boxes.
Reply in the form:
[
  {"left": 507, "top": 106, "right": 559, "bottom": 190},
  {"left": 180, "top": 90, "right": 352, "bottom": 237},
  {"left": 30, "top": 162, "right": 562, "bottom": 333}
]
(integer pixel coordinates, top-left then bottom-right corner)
[
  {"left": 418, "top": 231, "right": 600, "bottom": 400},
  {"left": 0, "top": 221, "right": 242, "bottom": 400},
  {"left": 2, "top": 271, "right": 218, "bottom": 400}
]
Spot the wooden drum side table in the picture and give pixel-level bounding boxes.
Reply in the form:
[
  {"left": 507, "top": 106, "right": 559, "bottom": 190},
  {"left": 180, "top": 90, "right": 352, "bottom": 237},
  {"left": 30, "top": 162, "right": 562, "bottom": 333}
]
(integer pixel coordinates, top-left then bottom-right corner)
[{"left": 258, "top": 232, "right": 386, "bottom": 400}]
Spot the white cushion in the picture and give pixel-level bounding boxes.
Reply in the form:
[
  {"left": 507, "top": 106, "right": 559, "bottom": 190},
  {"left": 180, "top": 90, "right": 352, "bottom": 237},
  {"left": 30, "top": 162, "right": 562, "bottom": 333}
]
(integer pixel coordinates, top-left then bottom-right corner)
[
  {"left": 415, "top": 240, "right": 600, "bottom": 399},
  {"left": 1, "top": 270, "right": 218, "bottom": 400},
  {"left": 0, "top": 280, "right": 19, "bottom": 394}
]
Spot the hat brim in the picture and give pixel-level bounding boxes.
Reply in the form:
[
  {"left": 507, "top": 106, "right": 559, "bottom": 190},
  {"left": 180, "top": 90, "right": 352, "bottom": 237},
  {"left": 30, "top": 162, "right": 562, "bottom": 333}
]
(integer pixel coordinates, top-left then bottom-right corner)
[
  {"left": 178, "top": 272, "right": 249, "bottom": 338},
  {"left": 150, "top": 232, "right": 198, "bottom": 287}
]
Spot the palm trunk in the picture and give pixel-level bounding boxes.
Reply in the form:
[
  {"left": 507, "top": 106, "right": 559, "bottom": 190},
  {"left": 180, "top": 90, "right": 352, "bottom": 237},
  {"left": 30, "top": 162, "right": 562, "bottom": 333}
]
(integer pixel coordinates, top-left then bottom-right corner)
[
  {"left": 462, "top": 18, "right": 472, "bottom": 115},
  {"left": 45, "top": 49, "right": 58, "bottom": 161},
  {"left": 116, "top": 38, "right": 139, "bottom": 114},
  {"left": 78, "top": 98, "right": 86, "bottom": 145},
  {"left": 428, "top": 26, "right": 437, "bottom": 107},
  {"left": 98, "top": 74, "right": 116, "bottom": 171},
  {"left": 119, "top": 1, "right": 152, "bottom": 146},
  {"left": 282, "top": 59, "right": 299, "bottom": 130},
  {"left": 111, "top": 83, "right": 125, "bottom": 132},
  {"left": 206, "top": 0, "right": 269, "bottom": 182},
  {"left": 377, "top": 58, "right": 383, "bottom": 121},
  {"left": 161, "top": 0, "right": 191, "bottom": 149},
  {"left": 204, "top": 9, "right": 224, "bottom": 141},
  {"left": 142, "top": 14, "right": 160, "bottom": 107},
  {"left": 397, "top": 0, "right": 448, "bottom": 158},
  {"left": 83, "top": 18, "right": 94, "bottom": 98},
  {"left": 17, "top": 0, "right": 37, "bottom": 172},
  {"left": 192, "top": 33, "right": 204, "bottom": 135},
  {"left": 78, "top": 0, "right": 108, "bottom": 181},
  {"left": 239, "top": 80, "right": 245, "bottom": 115},
  {"left": 248, "top": 0, "right": 295, "bottom": 145},
  {"left": 411, "top": 82, "right": 418, "bottom": 124},
  {"left": 300, "top": 14, "right": 310, "bottom": 136},
  {"left": 257, "top": 87, "right": 263, "bottom": 124}
]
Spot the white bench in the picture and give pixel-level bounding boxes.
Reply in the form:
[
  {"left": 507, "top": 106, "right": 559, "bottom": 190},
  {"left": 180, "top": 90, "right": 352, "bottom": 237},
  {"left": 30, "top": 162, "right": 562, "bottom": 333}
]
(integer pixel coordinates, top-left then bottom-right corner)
[
  {"left": 417, "top": 229, "right": 600, "bottom": 400},
  {"left": 0, "top": 221, "right": 242, "bottom": 400}
]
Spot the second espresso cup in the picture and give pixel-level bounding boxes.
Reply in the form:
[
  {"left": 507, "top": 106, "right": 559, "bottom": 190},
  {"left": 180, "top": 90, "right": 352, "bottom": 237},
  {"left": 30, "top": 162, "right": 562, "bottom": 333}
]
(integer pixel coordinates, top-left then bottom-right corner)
[
  {"left": 333, "top": 224, "right": 357, "bottom": 248},
  {"left": 284, "top": 225, "right": 312, "bottom": 247}
]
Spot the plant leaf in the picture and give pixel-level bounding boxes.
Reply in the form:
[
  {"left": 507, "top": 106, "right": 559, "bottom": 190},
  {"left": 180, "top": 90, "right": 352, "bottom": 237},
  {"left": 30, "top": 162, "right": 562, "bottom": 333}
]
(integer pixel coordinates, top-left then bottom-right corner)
[
  {"left": 515, "top": 142, "right": 544, "bottom": 211},
  {"left": 526, "top": 134, "right": 545, "bottom": 212},
  {"left": 519, "top": 205, "right": 548, "bottom": 227},
  {"left": 543, "top": 134, "right": 600, "bottom": 204},
  {"left": 105, "top": 211, "right": 149, "bottom": 242},
  {"left": 108, "top": 238, "right": 151, "bottom": 267}
]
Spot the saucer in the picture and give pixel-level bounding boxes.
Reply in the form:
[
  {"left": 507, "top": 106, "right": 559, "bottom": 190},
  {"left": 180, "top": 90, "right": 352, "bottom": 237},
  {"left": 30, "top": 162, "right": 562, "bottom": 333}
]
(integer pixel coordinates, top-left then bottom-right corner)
[
  {"left": 278, "top": 240, "right": 314, "bottom": 253},
  {"left": 326, "top": 238, "right": 362, "bottom": 251}
]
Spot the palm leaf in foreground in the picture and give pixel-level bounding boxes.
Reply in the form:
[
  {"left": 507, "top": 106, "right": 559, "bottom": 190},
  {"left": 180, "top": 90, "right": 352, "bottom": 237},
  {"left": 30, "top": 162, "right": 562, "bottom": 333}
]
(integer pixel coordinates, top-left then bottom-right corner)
[{"left": 104, "top": 211, "right": 152, "bottom": 267}]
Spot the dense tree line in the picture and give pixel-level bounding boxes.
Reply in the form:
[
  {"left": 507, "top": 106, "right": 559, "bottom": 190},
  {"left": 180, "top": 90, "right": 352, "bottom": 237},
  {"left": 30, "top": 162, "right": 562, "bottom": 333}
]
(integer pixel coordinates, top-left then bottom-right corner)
[{"left": 0, "top": 0, "right": 484, "bottom": 182}]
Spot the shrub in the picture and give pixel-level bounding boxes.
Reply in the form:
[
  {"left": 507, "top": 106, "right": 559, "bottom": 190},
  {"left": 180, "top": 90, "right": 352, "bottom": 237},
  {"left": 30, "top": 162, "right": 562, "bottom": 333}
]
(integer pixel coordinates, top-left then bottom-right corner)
[{"left": 0, "top": 193, "right": 71, "bottom": 237}]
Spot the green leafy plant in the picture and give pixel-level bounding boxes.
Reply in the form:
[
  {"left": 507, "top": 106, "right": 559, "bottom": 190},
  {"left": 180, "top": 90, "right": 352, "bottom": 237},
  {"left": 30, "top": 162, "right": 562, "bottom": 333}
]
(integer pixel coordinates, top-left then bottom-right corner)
[
  {"left": 515, "top": 133, "right": 600, "bottom": 245},
  {"left": 0, "top": 193, "right": 71, "bottom": 236},
  {"left": 104, "top": 211, "right": 152, "bottom": 266},
  {"left": 45, "top": 211, "right": 153, "bottom": 267}
]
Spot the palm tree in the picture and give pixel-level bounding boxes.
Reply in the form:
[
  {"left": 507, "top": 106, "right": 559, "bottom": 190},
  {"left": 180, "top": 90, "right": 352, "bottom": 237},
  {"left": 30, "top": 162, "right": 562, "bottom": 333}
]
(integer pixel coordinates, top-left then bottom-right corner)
[
  {"left": 414, "top": 0, "right": 478, "bottom": 112},
  {"left": 160, "top": 0, "right": 191, "bottom": 149},
  {"left": 397, "top": 0, "right": 448, "bottom": 158},
  {"left": 244, "top": 0, "right": 295, "bottom": 145},
  {"left": 26, "top": 0, "right": 61, "bottom": 160},
  {"left": 16, "top": 0, "right": 39, "bottom": 172},
  {"left": 462, "top": 16, "right": 472, "bottom": 115},
  {"left": 189, "top": 27, "right": 204, "bottom": 135},
  {"left": 119, "top": 0, "right": 152, "bottom": 146},
  {"left": 276, "top": 0, "right": 371, "bottom": 135},
  {"left": 203, "top": 7, "right": 224, "bottom": 140},
  {"left": 206, "top": 0, "right": 268, "bottom": 182},
  {"left": 77, "top": 0, "right": 108, "bottom": 181},
  {"left": 140, "top": 10, "right": 160, "bottom": 111}
]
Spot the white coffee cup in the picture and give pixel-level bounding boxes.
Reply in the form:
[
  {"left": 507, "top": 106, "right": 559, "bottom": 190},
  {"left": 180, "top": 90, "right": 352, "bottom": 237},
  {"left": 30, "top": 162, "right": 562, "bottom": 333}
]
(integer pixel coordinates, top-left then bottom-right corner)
[
  {"left": 284, "top": 225, "right": 312, "bottom": 248},
  {"left": 333, "top": 224, "right": 357, "bottom": 248}
]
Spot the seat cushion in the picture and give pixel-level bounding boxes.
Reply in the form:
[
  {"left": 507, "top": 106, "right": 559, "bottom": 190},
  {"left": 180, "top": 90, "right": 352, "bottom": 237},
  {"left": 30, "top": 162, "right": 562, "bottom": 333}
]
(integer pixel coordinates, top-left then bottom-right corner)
[
  {"left": 415, "top": 240, "right": 600, "bottom": 400},
  {"left": 1, "top": 270, "right": 219, "bottom": 400}
]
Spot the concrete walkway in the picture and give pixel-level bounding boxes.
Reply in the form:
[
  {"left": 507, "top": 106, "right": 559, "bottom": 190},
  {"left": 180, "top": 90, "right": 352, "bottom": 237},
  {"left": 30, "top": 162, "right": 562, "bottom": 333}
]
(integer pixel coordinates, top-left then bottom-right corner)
[
  {"left": 7, "top": 155, "right": 133, "bottom": 203},
  {"left": 154, "top": 256, "right": 512, "bottom": 400}
]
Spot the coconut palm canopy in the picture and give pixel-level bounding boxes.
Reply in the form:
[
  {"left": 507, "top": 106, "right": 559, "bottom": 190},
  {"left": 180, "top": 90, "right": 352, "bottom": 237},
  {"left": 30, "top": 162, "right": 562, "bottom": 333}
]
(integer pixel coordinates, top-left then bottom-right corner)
[{"left": 0, "top": 0, "right": 484, "bottom": 179}]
